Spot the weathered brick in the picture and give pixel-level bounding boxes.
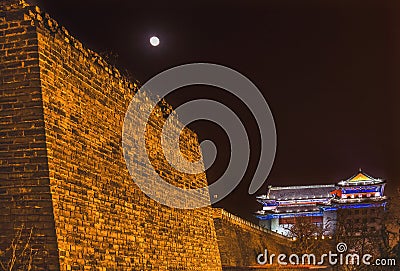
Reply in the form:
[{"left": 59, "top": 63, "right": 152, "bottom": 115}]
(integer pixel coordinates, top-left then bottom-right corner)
[{"left": 0, "top": 2, "right": 59, "bottom": 270}]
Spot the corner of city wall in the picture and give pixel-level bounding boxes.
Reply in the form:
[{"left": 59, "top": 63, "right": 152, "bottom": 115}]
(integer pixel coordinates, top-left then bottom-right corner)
[{"left": 3, "top": 1, "right": 223, "bottom": 270}]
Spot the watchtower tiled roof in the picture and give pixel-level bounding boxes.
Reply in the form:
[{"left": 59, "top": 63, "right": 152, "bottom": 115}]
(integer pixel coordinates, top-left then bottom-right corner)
[
  {"left": 266, "top": 184, "right": 335, "bottom": 200},
  {"left": 338, "top": 169, "right": 384, "bottom": 186}
]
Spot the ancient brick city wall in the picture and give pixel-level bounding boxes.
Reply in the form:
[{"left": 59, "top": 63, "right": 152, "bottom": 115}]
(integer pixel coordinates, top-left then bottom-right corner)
[
  {"left": 213, "top": 209, "right": 293, "bottom": 269},
  {"left": 1, "top": 1, "right": 222, "bottom": 270},
  {"left": 1, "top": 1, "right": 296, "bottom": 270},
  {"left": 0, "top": 1, "right": 60, "bottom": 269}
]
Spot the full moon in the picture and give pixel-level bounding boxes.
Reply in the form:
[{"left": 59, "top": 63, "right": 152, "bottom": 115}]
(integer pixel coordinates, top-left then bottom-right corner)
[{"left": 150, "top": 36, "right": 160, "bottom": 46}]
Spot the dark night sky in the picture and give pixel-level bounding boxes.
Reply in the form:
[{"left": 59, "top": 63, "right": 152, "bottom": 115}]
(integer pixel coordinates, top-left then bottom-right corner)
[{"left": 33, "top": 0, "right": 399, "bottom": 221}]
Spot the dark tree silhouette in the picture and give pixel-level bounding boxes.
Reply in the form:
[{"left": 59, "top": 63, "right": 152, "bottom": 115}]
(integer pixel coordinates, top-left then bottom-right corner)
[{"left": 0, "top": 225, "right": 39, "bottom": 271}]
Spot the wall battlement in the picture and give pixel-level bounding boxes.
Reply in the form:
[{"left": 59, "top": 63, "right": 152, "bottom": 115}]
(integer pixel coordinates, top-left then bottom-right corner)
[
  {"left": 213, "top": 209, "right": 293, "bottom": 268},
  {"left": 1, "top": 0, "right": 136, "bottom": 87},
  {"left": 213, "top": 208, "right": 295, "bottom": 241}
]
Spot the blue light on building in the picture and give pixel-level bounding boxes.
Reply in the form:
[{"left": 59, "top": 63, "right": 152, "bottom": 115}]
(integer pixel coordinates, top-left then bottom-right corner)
[{"left": 255, "top": 170, "right": 387, "bottom": 237}]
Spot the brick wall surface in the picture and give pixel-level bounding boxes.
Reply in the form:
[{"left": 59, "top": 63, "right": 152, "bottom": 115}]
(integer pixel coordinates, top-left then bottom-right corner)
[
  {"left": 1, "top": 1, "right": 222, "bottom": 270},
  {"left": 0, "top": 1, "right": 59, "bottom": 269}
]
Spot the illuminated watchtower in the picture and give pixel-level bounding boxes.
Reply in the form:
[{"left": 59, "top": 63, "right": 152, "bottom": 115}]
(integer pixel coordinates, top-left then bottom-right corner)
[
  {"left": 330, "top": 169, "right": 386, "bottom": 203},
  {"left": 255, "top": 185, "right": 335, "bottom": 236},
  {"left": 255, "top": 170, "right": 387, "bottom": 238}
]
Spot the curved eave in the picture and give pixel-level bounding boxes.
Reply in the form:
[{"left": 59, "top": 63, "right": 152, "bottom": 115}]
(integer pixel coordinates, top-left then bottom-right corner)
[
  {"left": 338, "top": 170, "right": 385, "bottom": 186},
  {"left": 337, "top": 180, "right": 385, "bottom": 186}
]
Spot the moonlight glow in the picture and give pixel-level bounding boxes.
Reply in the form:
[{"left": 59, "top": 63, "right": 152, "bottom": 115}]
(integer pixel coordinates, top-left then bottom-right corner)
[{"left": 150, "top": 36, "right": 160, "bottom": 46}]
